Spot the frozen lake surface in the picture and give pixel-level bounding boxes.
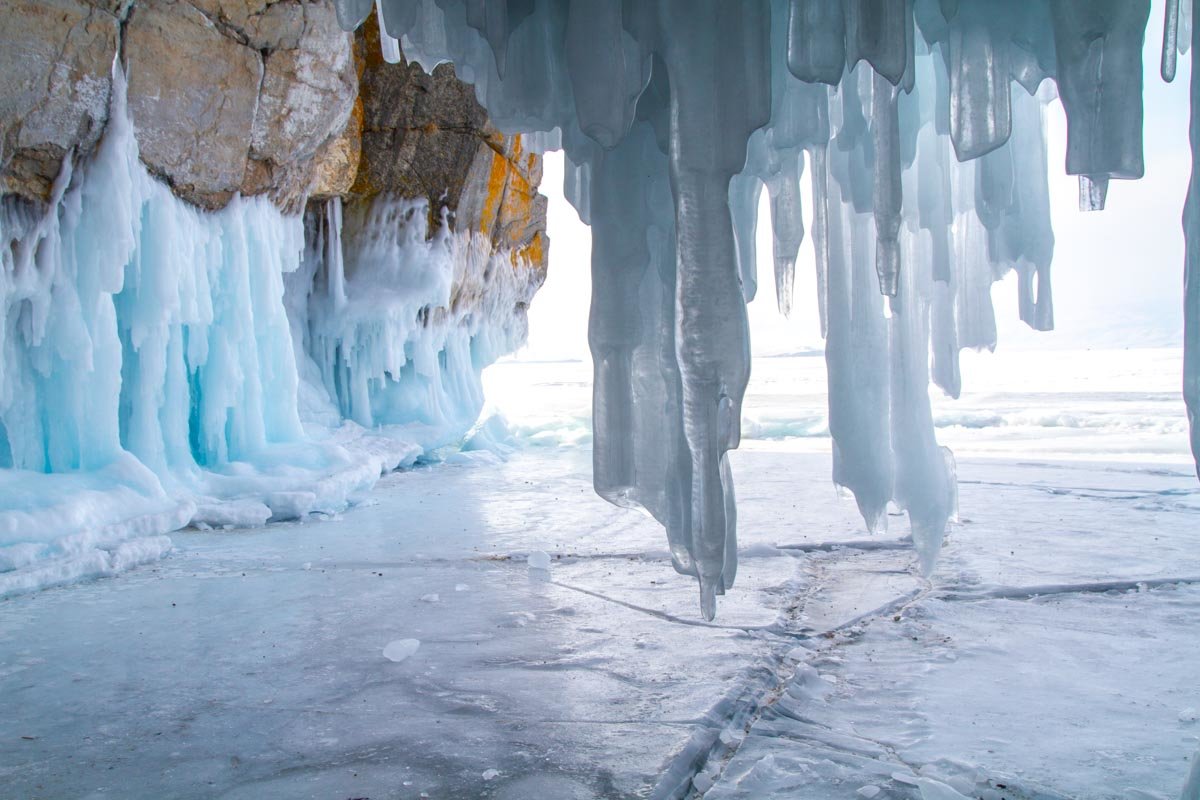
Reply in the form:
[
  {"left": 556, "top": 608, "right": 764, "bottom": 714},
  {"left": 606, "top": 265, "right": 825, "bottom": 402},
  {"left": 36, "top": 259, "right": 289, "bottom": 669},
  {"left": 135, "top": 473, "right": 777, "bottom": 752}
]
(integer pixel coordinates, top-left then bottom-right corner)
[{"left": 2, "top": 350, "right": 1199, "bottom": 798}]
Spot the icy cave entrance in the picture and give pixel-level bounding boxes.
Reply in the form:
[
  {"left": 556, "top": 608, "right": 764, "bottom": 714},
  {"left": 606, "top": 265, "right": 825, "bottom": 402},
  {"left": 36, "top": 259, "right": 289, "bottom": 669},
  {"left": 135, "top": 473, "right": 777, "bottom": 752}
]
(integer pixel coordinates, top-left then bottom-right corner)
[
  {"left": 493, "top": 73, "right": 1193, "bottom": 477},
  {"left": 384, "top": 0, "right": 1200, "bottom": 618}
]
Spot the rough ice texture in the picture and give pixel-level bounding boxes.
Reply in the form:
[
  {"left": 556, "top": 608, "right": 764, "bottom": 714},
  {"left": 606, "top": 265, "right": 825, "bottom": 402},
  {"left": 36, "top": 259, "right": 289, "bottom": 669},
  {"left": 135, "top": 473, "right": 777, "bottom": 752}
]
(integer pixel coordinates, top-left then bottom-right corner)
[
  {"left": 334, "top": 0, "right": 1193, "bottom": 617},
  {"left": 0, "top": 65, "right": 545, "bottom": 596}
]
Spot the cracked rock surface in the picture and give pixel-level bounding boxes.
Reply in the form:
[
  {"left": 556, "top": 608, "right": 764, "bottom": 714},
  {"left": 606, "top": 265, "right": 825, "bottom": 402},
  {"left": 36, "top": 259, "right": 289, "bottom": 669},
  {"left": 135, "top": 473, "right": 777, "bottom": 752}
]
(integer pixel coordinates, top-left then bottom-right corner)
[{"left": 0, "top": 0, "right": 544, "bottom": 262}]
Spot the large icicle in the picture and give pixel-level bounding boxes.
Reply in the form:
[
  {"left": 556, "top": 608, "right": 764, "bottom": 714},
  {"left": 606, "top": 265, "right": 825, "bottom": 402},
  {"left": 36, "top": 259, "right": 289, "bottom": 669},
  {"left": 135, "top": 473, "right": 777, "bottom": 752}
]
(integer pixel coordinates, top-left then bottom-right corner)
[
  {"left": 787, "top": 0, "right": 846, "bottom": 85},
  {"left": 1186, "top": 0, "right": 1200, "bottom": 478},
  {"left": 947, "top": 2, "right": 1012, "bottom": 161},
  {"left": 1051, "top": 0, "right": 1151, "bottom": 211},
  {"left": 659, "top": 0, "right": 770, "bottom": 619}
]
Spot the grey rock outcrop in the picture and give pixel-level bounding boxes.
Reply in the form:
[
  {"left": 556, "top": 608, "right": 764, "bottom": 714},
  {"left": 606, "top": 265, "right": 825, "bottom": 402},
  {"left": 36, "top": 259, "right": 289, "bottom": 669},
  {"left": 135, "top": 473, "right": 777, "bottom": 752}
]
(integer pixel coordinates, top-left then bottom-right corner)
[
  {"left": 0, "top": 0, "right": 546, "bottom": 271},
  {"left": 124, "top": 0, "right": 264, "bottom": 207},
  {"left": 1, "top": 0, "right": 357, "bottom": 210},
  {"left": 0, "top": 0, "right": 119, "bottom": 200}
]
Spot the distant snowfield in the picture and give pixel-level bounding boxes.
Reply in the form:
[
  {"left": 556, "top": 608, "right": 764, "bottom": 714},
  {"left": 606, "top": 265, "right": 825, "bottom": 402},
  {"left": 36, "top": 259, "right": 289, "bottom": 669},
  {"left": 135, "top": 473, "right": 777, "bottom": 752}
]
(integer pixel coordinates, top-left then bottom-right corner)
[
  {"left": 488, "top": 347, "right": 1195, "bottom": 464},
  {"left": 1, "top": 351, "right": 1198, "bottom": 798}
]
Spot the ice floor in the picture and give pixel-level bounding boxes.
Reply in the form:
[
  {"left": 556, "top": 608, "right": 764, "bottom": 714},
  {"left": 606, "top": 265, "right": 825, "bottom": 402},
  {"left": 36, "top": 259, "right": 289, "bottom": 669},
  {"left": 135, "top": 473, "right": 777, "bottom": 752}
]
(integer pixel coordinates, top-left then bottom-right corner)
[{"left": 1, "top": 441, "right": 1198, "bottom": 799}]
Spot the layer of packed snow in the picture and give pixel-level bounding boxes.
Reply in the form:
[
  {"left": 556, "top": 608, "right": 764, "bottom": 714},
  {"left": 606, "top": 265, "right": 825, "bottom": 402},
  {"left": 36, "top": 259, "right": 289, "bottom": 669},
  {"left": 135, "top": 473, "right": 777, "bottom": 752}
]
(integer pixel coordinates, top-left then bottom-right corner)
[
  {"left": 0, "top": 68, "right": 538, "bottom": 596},
  {"left": 334, "top": 0, "right": 1200, "bottom": 617}
]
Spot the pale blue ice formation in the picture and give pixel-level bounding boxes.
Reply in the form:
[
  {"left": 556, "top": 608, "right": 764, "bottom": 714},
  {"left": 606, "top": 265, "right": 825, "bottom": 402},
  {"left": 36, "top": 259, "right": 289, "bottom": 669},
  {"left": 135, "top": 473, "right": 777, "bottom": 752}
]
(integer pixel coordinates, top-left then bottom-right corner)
[
  {"left": 330, "top": 0, "right": 1198, "bottom": 618},
  {"left": 0, "top": 67, "right": 540, "bottom": 596}
]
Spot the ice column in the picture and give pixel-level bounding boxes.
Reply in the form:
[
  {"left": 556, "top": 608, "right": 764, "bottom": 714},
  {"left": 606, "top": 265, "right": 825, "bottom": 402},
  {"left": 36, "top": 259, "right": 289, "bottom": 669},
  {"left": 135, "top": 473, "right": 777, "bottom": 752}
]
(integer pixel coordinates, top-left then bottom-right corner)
[{"left": 1186, "top": 0, "right": 1200, "bottom": 478}]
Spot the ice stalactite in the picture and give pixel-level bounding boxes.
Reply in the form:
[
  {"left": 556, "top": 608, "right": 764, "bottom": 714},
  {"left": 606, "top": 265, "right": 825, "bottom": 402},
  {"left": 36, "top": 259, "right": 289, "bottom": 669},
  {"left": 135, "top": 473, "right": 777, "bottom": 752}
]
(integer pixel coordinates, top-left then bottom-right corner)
[
  {"left": 286, "top": 194, "right": 537, "bottom": 446},
  {"left": 587, "top": 120, "right": 693, "bottom": 578},
  {"left": 1164, "top": 0, "right": 1182, "bottom": 82},
  {"left": 658, "top": 0, "right": 771, "bottom": 619},
  {"left": 787, "top": 0, "right": 847, "bottom": 86},
  {"left": 823, "top": 108, "right": 894, "bottom": 534},
  {"left": 1186, "top": 0, "right": 1200, "bottom": 478},
  {"left": 344, "top": 0, "right": 1200, "bottom": 613},
  {"left": 1051, "top": 0, "right": 1152, "bottom": 211},
  {"left": 872, "top": 71, "right": 904, "bottom": 297},
  {"left": 946, "top": 1, "right": 1013, "bottom": 162},
  {"left": 993, "top": 87, "right": 1056, "bottom": 333}
]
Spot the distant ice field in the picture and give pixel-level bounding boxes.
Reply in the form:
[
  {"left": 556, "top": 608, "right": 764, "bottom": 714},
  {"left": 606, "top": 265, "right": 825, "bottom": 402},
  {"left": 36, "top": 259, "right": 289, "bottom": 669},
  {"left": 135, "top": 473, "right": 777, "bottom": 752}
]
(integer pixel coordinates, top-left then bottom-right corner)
[{"left": 486, "top": 346, "right": 1194, "bottom": 465}]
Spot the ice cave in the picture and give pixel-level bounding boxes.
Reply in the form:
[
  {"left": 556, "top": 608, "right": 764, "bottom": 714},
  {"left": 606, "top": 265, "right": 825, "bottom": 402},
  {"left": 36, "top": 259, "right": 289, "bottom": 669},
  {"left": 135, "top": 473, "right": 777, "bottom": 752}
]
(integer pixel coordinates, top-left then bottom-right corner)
[{"left": 1, "top": 0, "right": 1199, "bottom": 798}]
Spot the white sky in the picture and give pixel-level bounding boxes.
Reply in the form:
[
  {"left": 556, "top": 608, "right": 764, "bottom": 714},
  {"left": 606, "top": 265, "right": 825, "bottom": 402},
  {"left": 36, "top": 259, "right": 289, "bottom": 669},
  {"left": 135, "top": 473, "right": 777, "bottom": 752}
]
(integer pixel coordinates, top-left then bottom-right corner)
[{"left": 517, "top": 0, "right": 1191, "bottom": 363}]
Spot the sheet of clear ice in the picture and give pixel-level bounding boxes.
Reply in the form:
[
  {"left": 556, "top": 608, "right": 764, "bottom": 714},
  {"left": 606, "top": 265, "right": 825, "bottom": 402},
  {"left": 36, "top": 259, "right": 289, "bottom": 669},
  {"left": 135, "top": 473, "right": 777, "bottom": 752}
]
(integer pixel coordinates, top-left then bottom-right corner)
[{"left": 327, "top": 0, "right": 1200, "bottom": 615}]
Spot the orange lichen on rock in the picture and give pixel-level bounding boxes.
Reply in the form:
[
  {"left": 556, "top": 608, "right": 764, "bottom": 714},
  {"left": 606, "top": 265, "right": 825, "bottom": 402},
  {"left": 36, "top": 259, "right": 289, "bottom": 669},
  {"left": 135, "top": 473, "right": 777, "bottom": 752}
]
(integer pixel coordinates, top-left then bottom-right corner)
[
  {"left": 312, "top": 95, "right": 365, "bottom": 198},
  {"left": 512, "top": 230, "right": 547, "bottom": 272},
  {"left": 477, "top": 138, "right": 512, "bottom": 238}
]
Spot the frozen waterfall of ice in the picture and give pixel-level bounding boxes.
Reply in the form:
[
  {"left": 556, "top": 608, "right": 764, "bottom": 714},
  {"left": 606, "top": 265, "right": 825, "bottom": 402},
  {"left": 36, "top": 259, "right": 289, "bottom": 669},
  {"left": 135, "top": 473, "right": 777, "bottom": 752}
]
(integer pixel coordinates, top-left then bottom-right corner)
[
  {"left": 328, "top": 0, "right": 1198, "bottom": 618},
  {"left": 0, "top": 65, "right": 540, "bottom": 597}
]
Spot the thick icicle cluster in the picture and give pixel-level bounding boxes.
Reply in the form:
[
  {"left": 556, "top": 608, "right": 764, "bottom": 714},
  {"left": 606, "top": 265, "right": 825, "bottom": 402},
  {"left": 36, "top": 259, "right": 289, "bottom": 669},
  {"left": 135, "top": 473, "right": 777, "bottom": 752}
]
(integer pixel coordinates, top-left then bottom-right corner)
[
  {"left": 286, "top": 194, "right": 539, "bottom": 444},
  {"left": 0, "top": 67, "right": 539, "bottom": 595},
  {"left": 334, "top": 0, "right": 1196, "bottom": 618}
]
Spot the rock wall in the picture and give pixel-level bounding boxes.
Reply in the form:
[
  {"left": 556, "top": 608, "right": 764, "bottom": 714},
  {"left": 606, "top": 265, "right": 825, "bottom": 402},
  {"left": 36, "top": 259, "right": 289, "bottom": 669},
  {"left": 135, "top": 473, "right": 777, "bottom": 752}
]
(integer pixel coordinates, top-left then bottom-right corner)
[{"left": 0, "top": 0, "right": 547, "bottom": 272}]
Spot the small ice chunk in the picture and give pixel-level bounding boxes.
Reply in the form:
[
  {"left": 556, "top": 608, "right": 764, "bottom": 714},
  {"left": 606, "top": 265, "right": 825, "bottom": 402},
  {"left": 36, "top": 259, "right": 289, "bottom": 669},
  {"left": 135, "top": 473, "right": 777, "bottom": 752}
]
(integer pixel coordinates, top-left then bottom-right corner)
[
  {"left": 302, "top": 562, "right": 312, "bottom": 571},
  {"left": 784, "top": 645, "right": 812, "bottom": 663},
  {"left": 454, "top": 583, "right": 469, "bottom": 592},
  {"left": 527, "top": 551, "right": 552, "bottom": 570},
  {"left": 692, "top": 771, "right": 716, "bottom": 793},
  {"left": 915, "top": 777, "right": 973, "bottom": 800},
  {"left": 482, "top": 769, "right": 500, "bottom": 781},
  {"left": 1181, "top": 708, "right": 1199, "bottom": 723},
  {"left": 382, "top": 639, "right": 420, "bottom": 662},
  {"left": 420, "top": 593, "right": 440, "bottom": 603},
  {"left": 857, "top": 786, "right": 881, "bottom": 799}
]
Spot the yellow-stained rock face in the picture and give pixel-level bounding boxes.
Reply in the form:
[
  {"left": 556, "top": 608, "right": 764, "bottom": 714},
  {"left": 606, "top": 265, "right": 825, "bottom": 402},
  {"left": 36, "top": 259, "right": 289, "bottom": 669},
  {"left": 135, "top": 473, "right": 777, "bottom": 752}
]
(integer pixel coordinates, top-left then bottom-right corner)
[
  {"left": 325, "top": 15, "right": 548, "bottom": 275},
  {"left": 310, "top": 97, "right": 364, "bottom": 199},
  {"left": 454, "top": 131, "right": 547, "bottom": 275}
]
